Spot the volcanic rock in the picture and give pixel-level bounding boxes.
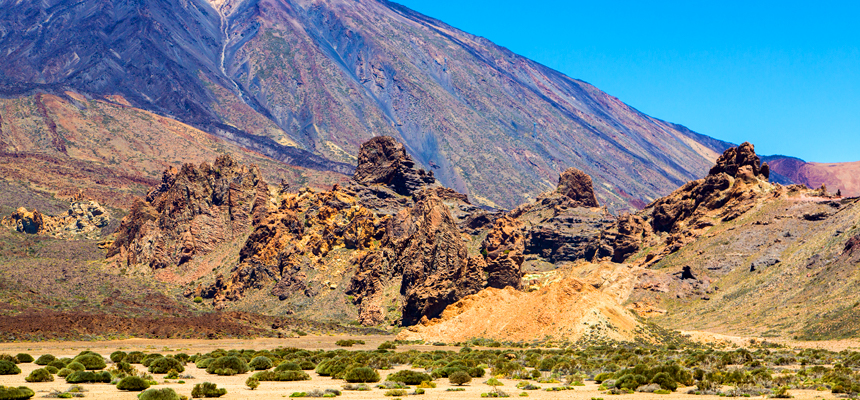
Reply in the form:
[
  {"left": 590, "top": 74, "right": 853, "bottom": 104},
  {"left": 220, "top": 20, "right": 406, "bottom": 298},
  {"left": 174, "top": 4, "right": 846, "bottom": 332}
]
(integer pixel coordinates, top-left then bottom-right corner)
[
  {"left": 600, "top": 142, "right": 780, "bottom": 265},
  {"left": 481, "top": 215, "right": 524, "bottom": 290},
  {"left": 557, "top": 168, "right": 599, "bottom": 207},
  {"left": 108, "top": 155, "right": 268, "bottom": 269},
  {"left": 2, "top": 196, "right": 111, "bottom": 239},
  {"left": 352, "top": 136, "right": 438, "bottom": 196}
]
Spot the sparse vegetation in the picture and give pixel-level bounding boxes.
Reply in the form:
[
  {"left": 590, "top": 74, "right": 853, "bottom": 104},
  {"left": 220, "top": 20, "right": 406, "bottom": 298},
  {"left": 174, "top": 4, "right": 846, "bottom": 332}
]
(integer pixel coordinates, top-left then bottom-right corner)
[
  {"left": 0, "top": 386, "right": 35, "bottom": 400},
  {"left": 137, "top": 388, "right": 180, "bottom": 400}
]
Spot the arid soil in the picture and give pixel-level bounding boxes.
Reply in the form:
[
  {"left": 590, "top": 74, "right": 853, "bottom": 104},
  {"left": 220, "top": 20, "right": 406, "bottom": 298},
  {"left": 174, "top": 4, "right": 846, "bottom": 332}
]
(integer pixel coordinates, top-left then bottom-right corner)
[{"left": 0, "top": 336, "right": 853, "bottom": 400}]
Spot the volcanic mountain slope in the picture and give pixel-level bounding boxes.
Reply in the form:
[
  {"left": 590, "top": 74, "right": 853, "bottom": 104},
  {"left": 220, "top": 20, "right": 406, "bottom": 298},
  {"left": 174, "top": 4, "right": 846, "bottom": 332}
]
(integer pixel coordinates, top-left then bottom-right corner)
[
  {"left": 0, "top": 92, "right": 347, "bottom": 210},
  {"left": 764, "top": 155, "right": 860, "bottom": 197},
  {"left": 0, "top": 0, "right": 734, "bottom": 212}
]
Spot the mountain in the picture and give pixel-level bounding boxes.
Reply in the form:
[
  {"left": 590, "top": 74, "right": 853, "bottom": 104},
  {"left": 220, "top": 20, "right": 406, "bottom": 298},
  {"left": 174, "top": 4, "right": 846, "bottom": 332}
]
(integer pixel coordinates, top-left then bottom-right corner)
[
  {"left": 763, "top": 156, "right": 860, "bottom": 197},
  {"left": 0, "top": 0, "right": 731, "bottom": 212}
]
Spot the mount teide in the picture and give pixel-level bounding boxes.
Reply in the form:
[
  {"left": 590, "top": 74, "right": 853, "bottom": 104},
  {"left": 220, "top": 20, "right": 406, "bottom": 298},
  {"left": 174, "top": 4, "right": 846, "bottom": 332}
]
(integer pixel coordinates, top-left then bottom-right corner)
[{"left": 1, "top": 0, "right": 732, "bottom": 211}]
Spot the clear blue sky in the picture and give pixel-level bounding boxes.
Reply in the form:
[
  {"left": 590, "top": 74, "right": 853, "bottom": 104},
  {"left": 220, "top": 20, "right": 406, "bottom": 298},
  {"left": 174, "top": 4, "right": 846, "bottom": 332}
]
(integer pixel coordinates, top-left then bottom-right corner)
[{"left": 393, "top": 1, "right": 860, "bottom": 163}]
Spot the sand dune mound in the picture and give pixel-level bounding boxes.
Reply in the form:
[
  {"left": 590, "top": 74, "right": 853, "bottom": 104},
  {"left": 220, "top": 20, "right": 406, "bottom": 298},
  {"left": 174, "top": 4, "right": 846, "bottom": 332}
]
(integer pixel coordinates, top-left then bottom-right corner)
[{"left": 397, "top": 265, "right": 642, "bottom": 343}]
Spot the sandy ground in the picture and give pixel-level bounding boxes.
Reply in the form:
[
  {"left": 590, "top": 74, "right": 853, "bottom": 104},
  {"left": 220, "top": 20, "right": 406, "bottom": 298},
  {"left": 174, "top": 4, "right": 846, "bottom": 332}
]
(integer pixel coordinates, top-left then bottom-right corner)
[
  {"left": 681, "top": 331, "right": 860, "bottom": 351},
  {"left": 0, "top": 335, "right": 852, "bottom": 400}
]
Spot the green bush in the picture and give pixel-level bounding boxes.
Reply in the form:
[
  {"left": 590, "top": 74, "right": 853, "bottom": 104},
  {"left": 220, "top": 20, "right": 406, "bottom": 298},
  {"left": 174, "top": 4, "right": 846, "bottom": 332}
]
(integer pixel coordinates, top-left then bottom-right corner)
[
  {"left": 48, "top": 360, "right": 66, "bottom": 370},
  {"left": 649, "top": 372, "right": 678, "bottom": 391},
  {"left": 116, "top": 376, "right": 150, "bottom": 391},
  {"left": 298, "top": 359, "right": 317, "bottom": 370},
  {"left": 24, "top": 369, "right": 52, "bottom": 383},
  {"left": 248, "top": 356, "right": 273, "bottom": 371},
  {"left": 44, "top": 366, "right": 59, "bottom": 374},
  {"left": 595, "top": 372, "right": 613, "bottom": 383},
  {"left": 205, "top": 356, "right": 248, "bottom": 375},
  {"left": 615, "top": 374, "right": 648, "bottom": 391},
  {"left": 15, "top": 354, "right": 33, "bottom": 364},
  {"left": 387, "top": 370, "right": 432, "bottom": 385},
  {"left": 148, "top": 357, "right": 184, "bottom": 374},
  {"left": 0, "top": 361, "right": 20, "bottom": 375},
  {"left": 57, "top": 368, "right": 72, "bottom": 378},
  {"left": 252, "top": 370, "right": 310, "bottom": 381},
  {"left": 344, "top": 367, "right": 380, "bottom": 383},
  {"left": 275, "top": 361, "right": 301, "bottom": 371},
  {"left": 34, "top": 355, "right": 55, "bottom": 366},
  {"left": 384, "top": 389, "right": 407, "bottom": 396},
  {"left": 192, "top": 382, "right": 227, "bottom": 398},
  {"left": 246, "top": 376, "right": 260, "bottom": 390},
  {"left": 72, "top": 354, "right": 106, "bottom": 370},
  {"left": 65, "top": 371, "right": 111, "bottom": 383},
  {"left": 124, "top": 351, "right": 145, "bottom": 364},
  {"left": 0, "top": 386, "right": 35, "bottom": 400},
  {"left": 378, "top": 342, "right": 397, "bottom": 350},
  {"left": 450, "top": 371, "right": 472, "bottom": 386},
  {"left": 141, "top": 354, "right": 163, "bottom": 367},
  {"left": 66, "top": 362, "right": 85, "bottom": 372},
  {"left": 336, "top": 340, "right": 365, "bottom": 347},
  {"left": 109, "top": 351, "right": 127, "bottom": 363},
  {"left": 0, "top": 355, "right": 17, "bottom": 364},
  {"left": 137, "top": 388, "right": 180, "bottom": 400}
]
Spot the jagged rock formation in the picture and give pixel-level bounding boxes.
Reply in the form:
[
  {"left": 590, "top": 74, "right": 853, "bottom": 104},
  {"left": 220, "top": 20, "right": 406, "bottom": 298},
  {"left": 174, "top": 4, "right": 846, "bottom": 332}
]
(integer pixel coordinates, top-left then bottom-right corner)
[
  {"left": 2, "top": 195, "right": 111, "bottom": 239},
  {"left": 557, "top": 168, "right": 600, "bottom": 207},
  {"left": 107, "top": 155, "right": 268, "bottom": 269},
  {"left": 184, "top": 137, "right": 521, "bottom": 326},
  {"left": 508, "top": 168, "right": 615, "bottom": 264},
  {"left": 598, "top": 142, "right": 780, "bottom": 266},
  {"left": 352, "top": 136, "right": 438, "bottom": 196}
]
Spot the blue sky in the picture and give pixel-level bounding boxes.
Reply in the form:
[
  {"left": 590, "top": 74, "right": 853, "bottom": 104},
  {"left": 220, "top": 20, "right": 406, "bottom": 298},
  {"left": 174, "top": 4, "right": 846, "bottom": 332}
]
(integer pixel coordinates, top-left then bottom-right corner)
[{"left": 393, "top": 1, "right": 860, "bottom": 163}]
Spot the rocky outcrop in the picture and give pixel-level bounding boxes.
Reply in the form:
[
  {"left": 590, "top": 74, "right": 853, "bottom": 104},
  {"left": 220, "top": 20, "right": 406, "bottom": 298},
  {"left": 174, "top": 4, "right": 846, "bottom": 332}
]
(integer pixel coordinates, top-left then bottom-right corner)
[
  {"left": 108, "top": 155, "right": 268, "bottom": 269},
  {"left": 508, "top": 173, "right": 614, "bottom": 263},
  {"left": 4, "top": 207, "right": 44, "bottom": 234},
  {"left": 481, "top": 216, "right": 524, "bottom": 290},
  {"left": 709, "top": 142, "right": 769, "bottom": 179},
  {"left": 2, "top": 195, "right": 111, "bottom": 239},
  {"left": 352, "top": 136, "right": 438, "bottom": 196},
  {"left": 557, "top": 168, "right": 599, "bottom": 207},
  {"left": 600, "top": 142, "right": 780, "bottom": 266}
]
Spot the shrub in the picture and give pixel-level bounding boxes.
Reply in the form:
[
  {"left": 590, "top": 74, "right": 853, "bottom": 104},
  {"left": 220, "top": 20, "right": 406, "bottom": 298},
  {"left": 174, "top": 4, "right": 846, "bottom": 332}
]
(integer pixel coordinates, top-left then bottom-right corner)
[
  {"left": 450, "top": 371, "right": 472, "bottom": 386},
  {"left": 387, "top": 370, "right": 432, "bottom": 385},
  {"left": 141, "top": 354, "right": 163, "bottom": 367},
  {"left": 24, "top": 369, "right": 52, "bottom": 383},
  {"left": 149, "top": 357, "right": 184, "bottom": 374},
  {"left": 44, "top": 366, "right": 59, "bottom": 374},
  {"left": 252, "top": 370, "right": 311, "bottom": 381},
  {"left": 116, "top": 376, "right": 150, "bottom": 391},
  {"left": 124, "top": 352, "right": 145, "bottom": 364},
  {"left": 57, "top": 368, "right": 72, "bottom": 378},
  {"left": 246, "top": 376, "right": 260, "bottom": 390},
  {"left": 15, "top": 354, "right": 33, "bottom": 364},
  {"left": 137, "top": 388, "right": 180, "bottom": 400},
  {"left": 299, "top": 359, "right": 317, "bottom": 370},
  {"left": 378, "top": 342, "right": 397, "bottom": 350},
  {"left": 649, "top": 372, "right": 678, "bottom": 391},
  {"left": 34, "top": 355, "right": 56, "bottom": 365},
  {"left": 615, "top": 374, "right": 647, "bottom": 391},
  {"left": 109, "top": 351, "right": 127, "bottom": 363},
  {"left": 248, "top": 356, "right": 273, "bottom": 371},
  {"left": 0, "top": 386, "right": 35, "bottom": 400},
  {"left": 66, "top": 362, "right": 85, "bottom": 372},
  {"left": 205, "top": 356, "right": 248, "bottom": 375},
  {"left": 65, "top": 371, "right": 111, "bottom": 383},
  {"left": 192, "top": 382, "right": 227, "bottom": 398},
  {"left": 48, "top": 360, "right": 66, "bottom": 370},
  {"left": 275, "top": 361, "right": 301, "bottom": 371},
  {"left": 336, "top": 340, "right": 365, "bottom": 347},
  {"left": 0, "top": 361, "right": 20, "bottom": 375},
  {"left": 342, "top": 383, "right": 370, "bottom": 391},
  {"left": 72, "top": 354, "right": 106, "bottom": 370},
  {"left": 595, "top": 372, "right": 613, "bottom": 383},
  {"left": 344, "top": 367, "right": 380, "bottom": 383},
  {"left": 384, "top": 389, "right": 407, "bottom": 396},
  {"left": 771, "top": 387, "right": 792, "bottom": 398}
]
